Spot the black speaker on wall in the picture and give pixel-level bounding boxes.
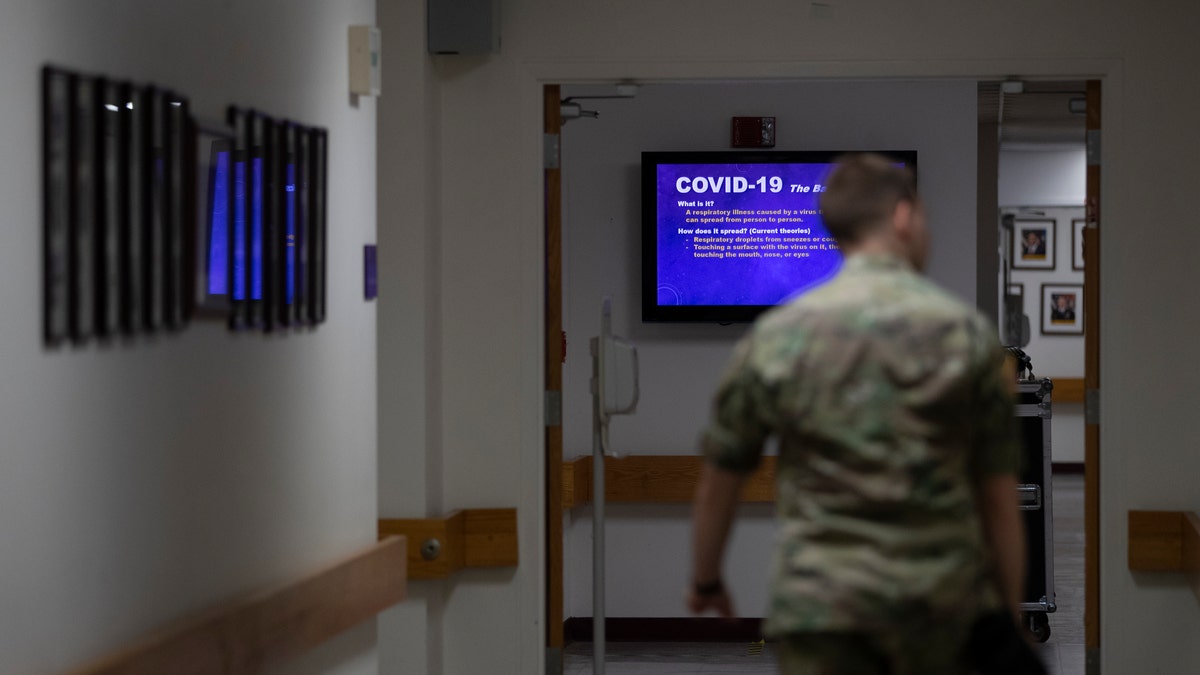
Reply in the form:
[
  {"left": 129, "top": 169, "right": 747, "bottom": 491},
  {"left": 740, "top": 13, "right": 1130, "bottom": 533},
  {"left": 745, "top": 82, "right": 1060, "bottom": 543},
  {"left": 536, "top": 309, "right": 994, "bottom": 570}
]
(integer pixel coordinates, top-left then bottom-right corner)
[{"left": 427, "top": 0, "right": 499, "bottom": 54}]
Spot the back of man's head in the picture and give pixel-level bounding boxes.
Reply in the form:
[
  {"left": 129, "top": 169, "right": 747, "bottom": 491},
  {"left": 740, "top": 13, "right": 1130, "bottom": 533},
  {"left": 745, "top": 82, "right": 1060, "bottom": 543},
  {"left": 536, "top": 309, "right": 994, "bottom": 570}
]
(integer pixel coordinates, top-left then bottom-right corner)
[{"left": 819, "top": 154, "right": 918, "bottom": 245}]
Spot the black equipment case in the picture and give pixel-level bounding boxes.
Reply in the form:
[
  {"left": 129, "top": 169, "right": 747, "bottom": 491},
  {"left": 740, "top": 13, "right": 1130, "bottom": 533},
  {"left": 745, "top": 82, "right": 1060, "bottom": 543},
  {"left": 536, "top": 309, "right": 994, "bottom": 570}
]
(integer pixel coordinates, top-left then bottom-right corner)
[{"left": 1014, "top": 377, "right": 1057, "bottom": 642}]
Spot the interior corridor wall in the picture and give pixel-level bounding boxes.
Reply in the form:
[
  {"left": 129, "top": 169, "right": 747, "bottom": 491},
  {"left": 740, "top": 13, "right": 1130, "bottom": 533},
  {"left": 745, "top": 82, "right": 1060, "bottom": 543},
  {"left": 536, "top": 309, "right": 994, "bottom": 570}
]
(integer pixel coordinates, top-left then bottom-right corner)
[
  {"left": 559, "top": 80, "right": 977, "bottom": 618},
  {"left": 0, "top": 2, "right": 379, "bottom": 672}
]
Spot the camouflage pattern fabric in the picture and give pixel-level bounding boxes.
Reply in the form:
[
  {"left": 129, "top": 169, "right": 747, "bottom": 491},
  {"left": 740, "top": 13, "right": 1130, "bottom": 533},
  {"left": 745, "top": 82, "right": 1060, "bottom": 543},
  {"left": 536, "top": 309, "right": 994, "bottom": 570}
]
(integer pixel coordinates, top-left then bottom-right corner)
[
  {"left": 701, "top": 253, "right": 1020, "bottom": 637},
  {"left": 777, "top": 622, "right": 973, "bottom": 675}
]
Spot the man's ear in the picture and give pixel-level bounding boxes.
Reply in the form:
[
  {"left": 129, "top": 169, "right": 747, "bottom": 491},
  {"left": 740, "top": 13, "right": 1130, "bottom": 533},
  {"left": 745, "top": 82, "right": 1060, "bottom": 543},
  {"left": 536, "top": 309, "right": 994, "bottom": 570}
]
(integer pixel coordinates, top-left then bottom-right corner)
[{"left": 892, "top": 199, "right": 914, "bottom": 238}]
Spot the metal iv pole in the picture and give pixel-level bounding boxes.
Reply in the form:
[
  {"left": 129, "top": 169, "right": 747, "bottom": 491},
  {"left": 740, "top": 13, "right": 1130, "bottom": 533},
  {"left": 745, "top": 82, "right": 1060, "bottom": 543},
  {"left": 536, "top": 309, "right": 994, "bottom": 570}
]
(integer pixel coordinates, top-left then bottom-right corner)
[{"left": 590, "top": 331, "right": 607, "bottom": 675}]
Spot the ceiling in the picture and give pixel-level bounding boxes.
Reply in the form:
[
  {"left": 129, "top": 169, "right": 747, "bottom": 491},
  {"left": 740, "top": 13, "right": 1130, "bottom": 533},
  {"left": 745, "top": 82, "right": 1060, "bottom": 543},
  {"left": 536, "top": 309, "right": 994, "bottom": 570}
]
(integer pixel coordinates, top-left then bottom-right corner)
[{"left": 978, "top": 80, "right": 1087, "bottom": 147}]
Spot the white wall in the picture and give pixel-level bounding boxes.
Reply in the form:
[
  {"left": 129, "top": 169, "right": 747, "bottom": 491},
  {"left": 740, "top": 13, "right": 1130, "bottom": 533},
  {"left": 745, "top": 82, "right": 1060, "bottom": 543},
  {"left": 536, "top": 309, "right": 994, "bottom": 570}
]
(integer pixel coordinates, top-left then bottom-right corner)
[
  {"left": 559, "top": 80, "right": 978, "bottom": 618},
  {"left": 997, "top": 148, "right": 1087, "bottom": 464},
  {"left": 375, "top": 0, "right": 1200, "bottom": 673},
  {"left": 375, "top": 0, "right": 444, "bottom": 672},
  {"left": 0, "top": 2, "right": 378, "bottom": 673},
  {"left": 999, "top": 147, "right": 1087, "bottom": 207}
]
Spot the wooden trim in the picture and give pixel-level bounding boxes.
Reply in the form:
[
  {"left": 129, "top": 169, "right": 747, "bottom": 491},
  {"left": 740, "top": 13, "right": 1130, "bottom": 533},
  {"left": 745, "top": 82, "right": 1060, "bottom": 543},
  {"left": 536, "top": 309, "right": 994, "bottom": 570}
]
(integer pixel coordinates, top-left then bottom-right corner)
[
  {"left": 1128, "top": 510, "right": 1200, "bottom": 602},
  {"left": 67, "top": 537, "right": 407, "bottom": 675},
  {"left": 1083, "top": 78, "right": 1102, "bottom": 650},
  {"left": 1052, "top": 461, "right": 1086, "bottom": 475},
  {"left": 1128, "top": 511, "right": 1186, "bottom": 571},
  {"left": 543, "top": 83, "right": 566, "bottom": 653},
  {"left": 561, "top": 453, "right": 592, "bottom": 509},
  {"left": 377, "top": 509, "right": 518, "bottom": 580},
  {"left": 564, "top": 617, "right": 765, "bottom": 644},
  {"left": 563, "top": 455, "right": 1088, "bottom": 504},
  {"left": 1188, "top": 512, "right": 1200, "bottom": 602},
  {"left": 562, "top": 456, "right": 777, "bottom": 507},
  {"left": 1052, "top": 377, "right": 1085, "bottom": 403}
]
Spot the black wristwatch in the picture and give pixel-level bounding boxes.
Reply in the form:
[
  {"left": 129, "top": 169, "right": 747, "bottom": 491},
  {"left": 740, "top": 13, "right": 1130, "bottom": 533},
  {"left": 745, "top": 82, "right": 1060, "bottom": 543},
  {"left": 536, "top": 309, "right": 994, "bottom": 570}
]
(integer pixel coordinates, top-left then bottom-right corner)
[{"left": 693, "top": 578, "right": 725, "bottom": 597}]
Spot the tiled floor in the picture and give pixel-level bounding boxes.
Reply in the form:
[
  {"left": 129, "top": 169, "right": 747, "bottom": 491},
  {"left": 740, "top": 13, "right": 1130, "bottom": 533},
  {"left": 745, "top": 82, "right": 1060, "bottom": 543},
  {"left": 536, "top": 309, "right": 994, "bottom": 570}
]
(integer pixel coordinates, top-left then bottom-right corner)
[{"left": 564, "top": 474, "right": 1085, "bottom": 674}]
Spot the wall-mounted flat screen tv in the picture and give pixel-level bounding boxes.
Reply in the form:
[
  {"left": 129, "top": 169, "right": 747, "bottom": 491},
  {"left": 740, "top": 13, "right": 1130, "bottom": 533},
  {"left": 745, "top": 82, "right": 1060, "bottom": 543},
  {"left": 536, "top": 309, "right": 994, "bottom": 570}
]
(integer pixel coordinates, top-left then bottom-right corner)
[{"left": 642, "top": 150, "right": 917, "bottom": 323}]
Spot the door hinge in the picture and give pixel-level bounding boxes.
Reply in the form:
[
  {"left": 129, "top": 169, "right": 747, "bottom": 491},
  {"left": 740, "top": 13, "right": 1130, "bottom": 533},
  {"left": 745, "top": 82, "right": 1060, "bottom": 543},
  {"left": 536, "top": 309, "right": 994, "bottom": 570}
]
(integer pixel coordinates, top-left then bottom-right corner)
[
  {"left": 1085, "top": 388, "right": 1101, "bottom": 425},
  {"left": 545, "top": 390, "right": 562, "bottom": 427},
  {"left": 544, "top": 133, "right": 560, "bottom": 170},
  {"left": 1086, "top": 129, "right": 1101, "bottom": 166}
]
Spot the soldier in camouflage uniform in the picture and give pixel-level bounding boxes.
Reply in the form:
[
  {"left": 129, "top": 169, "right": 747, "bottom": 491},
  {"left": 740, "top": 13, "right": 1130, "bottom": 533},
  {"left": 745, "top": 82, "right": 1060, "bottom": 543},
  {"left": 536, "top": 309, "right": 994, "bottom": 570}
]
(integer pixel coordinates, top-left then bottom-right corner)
[{"left": 688, "top": 154, "right": 1027, "bottom": 674}]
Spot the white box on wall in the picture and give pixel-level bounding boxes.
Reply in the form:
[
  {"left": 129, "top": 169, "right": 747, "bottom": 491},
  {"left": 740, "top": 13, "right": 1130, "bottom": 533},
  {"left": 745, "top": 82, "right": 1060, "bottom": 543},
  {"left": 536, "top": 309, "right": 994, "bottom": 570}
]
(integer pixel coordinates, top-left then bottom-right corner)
[{"left": 349, "top": 25, "right": 381, "bottom": 96}]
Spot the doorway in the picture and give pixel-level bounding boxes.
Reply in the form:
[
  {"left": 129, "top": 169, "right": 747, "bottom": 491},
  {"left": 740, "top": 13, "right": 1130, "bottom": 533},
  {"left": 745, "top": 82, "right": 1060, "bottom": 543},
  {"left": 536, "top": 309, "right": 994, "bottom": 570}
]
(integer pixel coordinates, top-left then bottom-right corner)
[{"left": 544, "top": 76, "right": 1103, "bottom": 675}]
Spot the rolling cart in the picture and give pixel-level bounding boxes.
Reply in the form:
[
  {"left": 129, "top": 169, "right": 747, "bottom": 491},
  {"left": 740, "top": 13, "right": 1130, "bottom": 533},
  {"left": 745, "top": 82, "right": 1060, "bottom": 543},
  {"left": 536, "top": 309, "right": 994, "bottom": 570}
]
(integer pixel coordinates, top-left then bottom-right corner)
[{"left": 1013, "top": 377, "right": 1057, "bottom": 642}]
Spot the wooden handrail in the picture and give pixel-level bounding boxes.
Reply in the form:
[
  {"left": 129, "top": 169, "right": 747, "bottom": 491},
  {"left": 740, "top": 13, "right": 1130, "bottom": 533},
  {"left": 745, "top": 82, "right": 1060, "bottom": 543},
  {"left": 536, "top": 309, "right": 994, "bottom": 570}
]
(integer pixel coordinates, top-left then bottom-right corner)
[
  {"left": 1052, "top": 377, "right": 1085, "bottom": 403},
  {"left": 67, "top": 536, "right": 407, "bottom": 675},
  {"left": 1128, "top": 510, "right": 1200, "bottom": 603},
  {"left": 377, "top": 508, "right": 518, "bottom": 579},
  {"left": 562, "top": 456, "right": 777, "bottom": 507}
]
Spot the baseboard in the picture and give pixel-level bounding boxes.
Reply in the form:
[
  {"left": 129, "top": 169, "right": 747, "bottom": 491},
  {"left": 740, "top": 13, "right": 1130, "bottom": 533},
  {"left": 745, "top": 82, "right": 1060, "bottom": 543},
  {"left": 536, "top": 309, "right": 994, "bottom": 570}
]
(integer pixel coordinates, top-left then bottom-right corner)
[
  {"left": 564, "top": 617, "right": 764, "bottom": 644},
  {"left": 1052, "top": 462, "right": 1085, "bottom": 474}
]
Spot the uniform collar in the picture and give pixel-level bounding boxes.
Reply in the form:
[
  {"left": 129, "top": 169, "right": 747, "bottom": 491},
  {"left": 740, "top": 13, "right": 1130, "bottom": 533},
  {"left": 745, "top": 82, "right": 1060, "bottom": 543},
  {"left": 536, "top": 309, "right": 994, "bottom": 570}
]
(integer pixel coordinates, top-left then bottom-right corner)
[{"left": 841, "top": 251, "right": 914, "bottom": 273}]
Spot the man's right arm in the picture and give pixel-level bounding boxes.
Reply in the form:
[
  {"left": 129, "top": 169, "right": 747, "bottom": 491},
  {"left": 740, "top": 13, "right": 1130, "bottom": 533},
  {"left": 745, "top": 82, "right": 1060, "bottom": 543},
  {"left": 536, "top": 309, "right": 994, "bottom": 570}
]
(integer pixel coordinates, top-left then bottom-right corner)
[
  {"left": 978, "top": 471, "right": 1026, "bottom": 620},
  {"left": 971, "top": 340, "right": 1027, "bottom": 621}
]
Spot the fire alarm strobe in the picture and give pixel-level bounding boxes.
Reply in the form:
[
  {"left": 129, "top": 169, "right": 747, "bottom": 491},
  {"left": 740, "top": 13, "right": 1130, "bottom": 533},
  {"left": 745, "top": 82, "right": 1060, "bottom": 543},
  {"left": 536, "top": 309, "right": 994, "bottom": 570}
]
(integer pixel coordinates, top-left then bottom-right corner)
[{"left": 731, "top": 116, "right": 776, "bottom": 148}]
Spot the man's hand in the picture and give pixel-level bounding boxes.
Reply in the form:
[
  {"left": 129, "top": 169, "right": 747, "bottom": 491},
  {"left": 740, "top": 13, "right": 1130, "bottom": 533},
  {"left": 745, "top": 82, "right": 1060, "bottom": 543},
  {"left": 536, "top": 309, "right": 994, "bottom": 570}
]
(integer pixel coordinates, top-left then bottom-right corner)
[
  {"left": 686, "top": 580, "right": 735, "bottom": 617},
  {"left": 689, "top": 463, "right": 746, "bottom": 618}
]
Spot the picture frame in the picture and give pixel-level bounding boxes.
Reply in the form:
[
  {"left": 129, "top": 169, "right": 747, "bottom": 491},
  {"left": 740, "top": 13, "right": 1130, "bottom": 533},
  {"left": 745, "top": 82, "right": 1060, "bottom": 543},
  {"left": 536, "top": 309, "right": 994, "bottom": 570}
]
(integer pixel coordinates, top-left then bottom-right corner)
[
  {"left": 192, "top": 119, "right": 235, "bottom": 316},
  {"left": 310, "top": 128, "right": 327, "bottom": 324},
  {"left": 1012, "top": 218, "right": 1056, "bottom": 270},
  {"left": 1040, "top": 283, "right": 1084, "bottom": 336},
  {"left": 223, "top": 108, "right": 327, "bottom": 333},
  {"left": 97, "top": 78, "right": 127, "bottom": 338},
  {"left": 144, "top": 86, "right": 167, "bottom": 332},
  {"left": 293, "top": 126, "right": 310, "bottom": 326},
  {"left": 247, "top": 110, "right": 265, "bottom": 329},
  {"left": 1072, "top": 218, "right": 1086, "bottom": 271},
  {"left": 226, "top": 106, "right": 249, "bottom": 330},
  {"left": 122, "top": 82, "right": 146, "bottom": 334},
  {"left": 278, "top": 122, "right": 298, "bottom": 327},
  {"left": 42, "top": 66, "right": 72, "bottom": 345},
  {"left": 262, "top": 115, "right": 280, "bottom": 332},
  {"left": 164, "top": 92, "right": 189, "bottom": 330},
  {"left": 70, "top": 74, "right": 97, "bottom": 343}
]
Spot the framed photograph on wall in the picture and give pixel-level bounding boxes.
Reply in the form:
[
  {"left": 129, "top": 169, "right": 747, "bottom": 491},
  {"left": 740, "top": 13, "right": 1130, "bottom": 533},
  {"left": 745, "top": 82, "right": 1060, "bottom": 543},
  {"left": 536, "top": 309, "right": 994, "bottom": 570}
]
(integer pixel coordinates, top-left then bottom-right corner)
[
  {"left": 247, "top": 110, "right": 265, "bottom": 329},
  {"left": 309, "top": 128, "right": 327, "bottom": 324},
  {"left": 143, "top": 86, "right": 167, "bottom": 332},
  {"left": 1012, "top": 218, "right": 1056, "bottom": 270},
  {"left": 1072, "top": 218, "right": 1086, "bottom": 271},
  {"left": 70, "top": 74, "right": 97, "bottom": 343},
  {"left": 261, "top": 115, "right": 279, "bottom": 332},
  {"left": 1040, "top": 283, "right": 1083, "bottom": 336},
  {"left": 122, "top": 82, "right": 146, "bottom": 334},
  {"left": 192, "top": 119, "right": 235, "bottom": 316},
  {"left": 293, "top": 126, "right": 310, "bottom": 325},
  {"left": 42, "top": 66, "right": 72, "bottom": 345},
  {"left": 277, "top": 122, "right": 298, "bottom": 327},
  {"left": 226, "top": 106, "right": 249, "bottom": 330},
  {"left": 97, "top": 78, "right": 127, "bottom": 338},
  {"left": 164, "top": 91, "right": 189, "bottom": 330}
]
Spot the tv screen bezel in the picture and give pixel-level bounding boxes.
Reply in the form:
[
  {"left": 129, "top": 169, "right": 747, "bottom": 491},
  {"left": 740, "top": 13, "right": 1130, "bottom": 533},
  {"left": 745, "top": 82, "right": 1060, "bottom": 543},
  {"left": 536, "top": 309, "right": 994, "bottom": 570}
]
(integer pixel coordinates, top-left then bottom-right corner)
[{"left": 641, "top": 149, "right": 917, "bottom": 323}]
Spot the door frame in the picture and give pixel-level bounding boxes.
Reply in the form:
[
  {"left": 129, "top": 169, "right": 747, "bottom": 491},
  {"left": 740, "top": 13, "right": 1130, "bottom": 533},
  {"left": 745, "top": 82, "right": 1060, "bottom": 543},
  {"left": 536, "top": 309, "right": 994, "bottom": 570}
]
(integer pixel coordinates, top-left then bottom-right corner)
[{"left": 532, "top": 60, "right": 1118, "bottom": 674}]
